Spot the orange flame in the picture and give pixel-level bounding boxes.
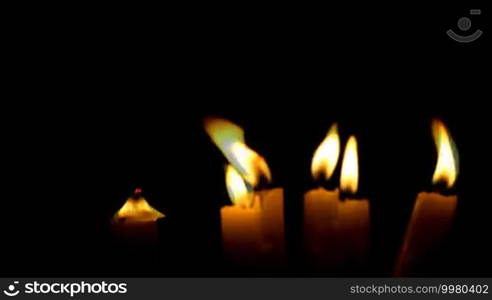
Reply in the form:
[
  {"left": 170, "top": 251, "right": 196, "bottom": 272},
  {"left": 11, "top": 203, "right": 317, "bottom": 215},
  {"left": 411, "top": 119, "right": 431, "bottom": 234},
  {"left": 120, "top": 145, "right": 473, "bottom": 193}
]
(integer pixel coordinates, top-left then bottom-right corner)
[
  {"left": 311, "top": 123, "right": 340, "bottom": 181},
  {"left": 205, "top": 117, "right": 271, "bottom": 187},
  {"left": 225, "top": 164, "right": 253, "bottom": 208},
  {"left": 431, "top": 119, "right": 459, "bottom": 188},
  {"left": 340, "top": 136, "right": 359, "bottom": 194}
]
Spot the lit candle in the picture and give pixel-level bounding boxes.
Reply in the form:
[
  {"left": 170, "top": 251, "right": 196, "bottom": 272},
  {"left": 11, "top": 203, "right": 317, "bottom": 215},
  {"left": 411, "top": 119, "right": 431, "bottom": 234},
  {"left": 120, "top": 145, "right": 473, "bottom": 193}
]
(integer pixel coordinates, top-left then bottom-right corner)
[
  {"left": 395, "top": 119, "right": 458, "bottom": 276},
  {"left": 205, "top": 117, "right": 285, "bottom": 266},
  {"left": 112, "top": 188, "right": 165, "bottom": 243},
  {"left": 304, "top": 125, "right": 370, "bottom": 268}
]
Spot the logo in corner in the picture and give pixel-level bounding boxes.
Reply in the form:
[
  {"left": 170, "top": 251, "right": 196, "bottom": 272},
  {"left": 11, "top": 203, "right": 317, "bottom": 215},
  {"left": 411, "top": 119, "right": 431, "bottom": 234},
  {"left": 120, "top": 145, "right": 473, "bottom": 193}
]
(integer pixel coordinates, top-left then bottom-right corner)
[
  {"left": 447, "top": 9, "right": 483, "bottom": 43},
  {"left": 3, "top": 281, "right": 20, "bottom": 297}
]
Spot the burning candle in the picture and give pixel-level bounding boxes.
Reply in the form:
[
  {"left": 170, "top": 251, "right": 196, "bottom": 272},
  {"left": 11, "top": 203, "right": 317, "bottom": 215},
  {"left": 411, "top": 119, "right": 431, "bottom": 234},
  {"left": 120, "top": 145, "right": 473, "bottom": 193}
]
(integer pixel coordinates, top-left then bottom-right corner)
[
  {"left": 395, "top": 119, "right": 458, "bottom": 276},
  {"left": 112, "top": 188, "right": 165, "bottom": 243},
  {"left": 205, "top": 117, "right": 285, "bottom": 266},
  {"left": 304, "top": 125, "right": 370, "bottom": 269}
]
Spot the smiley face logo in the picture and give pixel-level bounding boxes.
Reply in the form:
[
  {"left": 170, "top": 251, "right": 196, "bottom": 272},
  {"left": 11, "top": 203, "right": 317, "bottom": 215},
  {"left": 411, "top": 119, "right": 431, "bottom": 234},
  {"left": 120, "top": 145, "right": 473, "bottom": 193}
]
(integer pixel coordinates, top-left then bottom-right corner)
[
  {"left": 3, "top": 281, "right": 20, "bottom": 297},
  {"left": 447, "top": 9, "right": 482, "bottom": 43}
]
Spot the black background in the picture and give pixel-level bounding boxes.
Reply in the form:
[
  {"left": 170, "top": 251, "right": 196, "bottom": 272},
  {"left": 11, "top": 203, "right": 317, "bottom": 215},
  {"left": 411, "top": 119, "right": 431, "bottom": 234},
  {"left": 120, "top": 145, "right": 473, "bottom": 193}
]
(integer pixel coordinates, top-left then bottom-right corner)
[{"left": 2, "top": 3, "right": 489, "bottom": 277}]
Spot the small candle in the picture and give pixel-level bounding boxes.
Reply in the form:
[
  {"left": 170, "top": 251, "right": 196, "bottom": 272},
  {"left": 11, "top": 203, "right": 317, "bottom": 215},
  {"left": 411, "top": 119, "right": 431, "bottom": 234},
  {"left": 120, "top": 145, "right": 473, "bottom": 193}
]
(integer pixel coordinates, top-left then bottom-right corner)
[
  {"left": 205, "top": 117, "right": 285, "bottom": 267},
  {"left": 255, "top": 188, "right": 285, "bottom": 259},
  {"left": 112, "top": 188, "right": 165, "bottom": 244},
  {"left": 304, "top": 126, "right": 370, "bottom": 268},
  {"left": 220, "top": 165, "right": 262, "bottom": 262},
  {"left": 221, "top": 166, "right": 285, "bottom": 265},
  {"left": 395, "top": 119, "right": 459, "bottom": 276}
]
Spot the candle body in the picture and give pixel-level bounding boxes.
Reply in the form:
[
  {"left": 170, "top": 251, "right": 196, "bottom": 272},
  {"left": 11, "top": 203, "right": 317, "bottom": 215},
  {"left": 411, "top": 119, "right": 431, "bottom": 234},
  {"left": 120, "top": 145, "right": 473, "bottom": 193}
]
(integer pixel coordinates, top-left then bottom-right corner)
[
  {"left": 304, "top": 188, "right": 369, "bottom": 268},
  {"left": 112, "top": 219, "right": 159, "bottom": 244},
  {"left": 257, "top": 188, "right": 286, "bottom": 264},
  {"left": 221, "top": 204, "right": 263, "bottom": 264},
  {"left": 112, "top": 197, "right": 165, "bottom": 244},
  {"left": 395, "top": 192, "right": 457, "bottom": 276},
  {"left": 221, "top": 188, "right": 285, "bottom": 266}
]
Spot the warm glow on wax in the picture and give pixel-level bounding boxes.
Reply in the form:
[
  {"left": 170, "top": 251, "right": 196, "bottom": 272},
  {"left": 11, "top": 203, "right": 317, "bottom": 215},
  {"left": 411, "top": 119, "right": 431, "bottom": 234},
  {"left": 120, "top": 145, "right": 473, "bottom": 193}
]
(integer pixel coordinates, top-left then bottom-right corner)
[{"left": 114, "top": 195, "right": 165, "bottom": 223}]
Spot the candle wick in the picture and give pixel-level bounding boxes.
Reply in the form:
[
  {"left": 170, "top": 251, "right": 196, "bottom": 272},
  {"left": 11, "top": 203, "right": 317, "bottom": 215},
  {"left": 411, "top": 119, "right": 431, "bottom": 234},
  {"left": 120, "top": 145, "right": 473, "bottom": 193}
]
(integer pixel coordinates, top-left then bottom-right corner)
[{"left": 133, "top": 188, "right": 143, "bottom": 199}]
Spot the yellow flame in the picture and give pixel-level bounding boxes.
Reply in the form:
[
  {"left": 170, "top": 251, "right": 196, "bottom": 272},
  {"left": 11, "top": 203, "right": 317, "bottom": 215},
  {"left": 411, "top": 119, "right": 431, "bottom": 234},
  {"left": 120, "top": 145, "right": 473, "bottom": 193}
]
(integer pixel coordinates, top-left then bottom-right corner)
[
  {"left": 204, "top": 117, "right": 245, "bottom": 147},
  {"left": 225, "top": 164, "right": 253, "bottom": 207},
  {"left": 340, "top": 136, "right": 359, "bottom": 194},
  {"left": 205, "top": 117, "right": 271, "bottom": 187},
  {"left": 114, "top": 196, "right": 165, "bottom": 223},
  {"left": 431, "top": 119, "right": 458, "bottom": 188},
  {"left": 311, "top": 124, "right": 340, "bottom": 181}
]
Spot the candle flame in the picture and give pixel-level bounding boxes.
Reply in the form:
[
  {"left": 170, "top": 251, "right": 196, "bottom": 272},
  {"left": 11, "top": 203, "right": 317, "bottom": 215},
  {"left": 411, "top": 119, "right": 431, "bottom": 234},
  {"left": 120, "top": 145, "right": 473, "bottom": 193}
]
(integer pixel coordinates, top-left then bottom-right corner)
[
  {"left": 205, "top": 117, "right": 272, "bottom": 187},
  {"left": 225, "top": 164, "right": 253, "bottom": 208},
  {"left": 431, "top": 119, "right": 459, "bottom": 188},
  {"left": 340, "top": 136, "right": 359, "bottom": 194},
  {"left": 311, "top": 123, "right": 340, "bottom": 181},
  {"left": 114, "top": 194, "right": 165, "bottom": 223}
]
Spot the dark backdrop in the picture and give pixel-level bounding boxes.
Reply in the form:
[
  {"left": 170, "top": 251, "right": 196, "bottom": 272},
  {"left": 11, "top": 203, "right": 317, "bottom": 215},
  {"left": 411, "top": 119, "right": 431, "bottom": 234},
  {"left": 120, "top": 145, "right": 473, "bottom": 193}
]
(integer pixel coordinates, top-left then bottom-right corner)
[{"left": 2, "top": 3, "right": 489, "bottom": 277}]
